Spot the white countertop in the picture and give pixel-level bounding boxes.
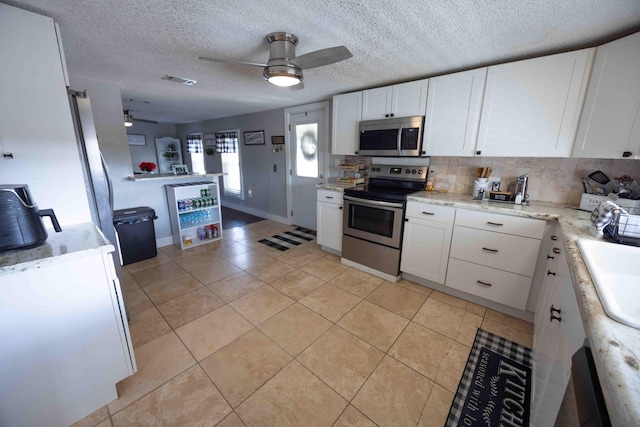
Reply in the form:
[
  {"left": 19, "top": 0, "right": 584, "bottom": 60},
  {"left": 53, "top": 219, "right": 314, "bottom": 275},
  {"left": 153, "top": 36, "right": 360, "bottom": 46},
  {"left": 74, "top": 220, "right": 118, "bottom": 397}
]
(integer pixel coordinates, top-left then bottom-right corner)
[
  {"left": 317, "top": 182, "right": 360, "bottom": 192},
  {"left": 129, "top": 172, "right": 224, "bottom": 181},
  {"left": 406, "top": 191, "right": 639, "bottom": 426},
  {"left": 0, "top": 222, "right": 114, "bottom": 276}
]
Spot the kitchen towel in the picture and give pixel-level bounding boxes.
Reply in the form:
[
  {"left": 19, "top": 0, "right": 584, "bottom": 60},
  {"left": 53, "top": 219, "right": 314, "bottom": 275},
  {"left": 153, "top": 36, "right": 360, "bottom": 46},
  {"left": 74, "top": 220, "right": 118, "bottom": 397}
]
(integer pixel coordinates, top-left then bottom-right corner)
[
  {"left": 258, "top": 227, "right": 316, "bottom": 251},
  {"left": 446, "top": 328, "right": 532, "bottom": 427}
]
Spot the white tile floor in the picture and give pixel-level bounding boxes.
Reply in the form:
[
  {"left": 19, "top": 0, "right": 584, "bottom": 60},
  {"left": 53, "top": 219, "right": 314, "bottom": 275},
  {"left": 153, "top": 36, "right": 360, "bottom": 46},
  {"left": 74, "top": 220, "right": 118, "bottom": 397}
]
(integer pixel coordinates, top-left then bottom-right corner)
[{"left": 73, "top": 220, "right": 533, "bottom": 427}]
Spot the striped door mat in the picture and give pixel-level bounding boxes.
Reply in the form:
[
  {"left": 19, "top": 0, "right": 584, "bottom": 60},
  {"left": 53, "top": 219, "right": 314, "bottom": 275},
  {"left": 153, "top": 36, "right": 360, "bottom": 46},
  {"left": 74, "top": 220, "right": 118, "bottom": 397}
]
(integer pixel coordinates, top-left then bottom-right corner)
[{"left": 258, "top": 227, "right": 317, "bottom": 251}]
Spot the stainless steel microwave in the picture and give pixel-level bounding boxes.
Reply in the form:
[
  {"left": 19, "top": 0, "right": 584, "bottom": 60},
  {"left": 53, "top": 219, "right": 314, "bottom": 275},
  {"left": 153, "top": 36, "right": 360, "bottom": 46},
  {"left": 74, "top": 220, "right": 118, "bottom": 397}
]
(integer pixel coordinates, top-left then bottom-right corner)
[{"left": 358, "top": 116, "right": 425, "bottom": 157}]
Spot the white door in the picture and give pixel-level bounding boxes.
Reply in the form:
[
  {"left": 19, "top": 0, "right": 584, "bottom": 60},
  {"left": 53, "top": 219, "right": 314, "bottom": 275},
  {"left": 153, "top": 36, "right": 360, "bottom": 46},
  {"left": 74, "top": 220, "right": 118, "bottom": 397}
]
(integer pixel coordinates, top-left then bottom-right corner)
[{"left": 286, "top": 103, "right": 328, "bottom": 230}]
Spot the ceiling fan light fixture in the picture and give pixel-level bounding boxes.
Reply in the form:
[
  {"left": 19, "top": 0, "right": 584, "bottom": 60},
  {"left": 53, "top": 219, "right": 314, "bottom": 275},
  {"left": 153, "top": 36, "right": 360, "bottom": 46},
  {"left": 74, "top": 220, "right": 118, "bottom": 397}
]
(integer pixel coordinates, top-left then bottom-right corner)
[
  {"left": 123, "top": 109, "right": 133, "bottom": 127},
  {"left": 264, "top": 65, "right": 303, "bottom": 87}
]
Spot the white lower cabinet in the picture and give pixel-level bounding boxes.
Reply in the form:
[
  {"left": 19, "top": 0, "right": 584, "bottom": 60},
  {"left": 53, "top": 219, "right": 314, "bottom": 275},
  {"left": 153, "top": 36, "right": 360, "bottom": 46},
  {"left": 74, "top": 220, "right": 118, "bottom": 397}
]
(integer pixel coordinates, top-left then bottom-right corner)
[
  {"left": 400, "top": 203, "right": 455, "bottom": 284},
  {"left": 445, "top": 209, "right": 543, "bottom": 310},
  {"left": 316, "top": 189, "right": 343, "bottom": 253},
  {"left": 532, "top": 229, "right": 585, "bottom": 427},
  {"left": 0, "top": 250, "right": 135, "bottom": 427},
  {"left": 446, "top": 258, "right": 533, "bottom": 310}
]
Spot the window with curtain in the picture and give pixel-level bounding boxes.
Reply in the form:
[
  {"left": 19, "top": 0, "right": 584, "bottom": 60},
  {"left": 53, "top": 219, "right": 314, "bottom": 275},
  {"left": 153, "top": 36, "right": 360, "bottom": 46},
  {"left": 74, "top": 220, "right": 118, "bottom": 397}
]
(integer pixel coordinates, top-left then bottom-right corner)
[
  {"left": 215, "top": 130, "right": 243, "bottom": 199},
  {"left": 186, "top": 134, "right": 205, "bottom": 174}
]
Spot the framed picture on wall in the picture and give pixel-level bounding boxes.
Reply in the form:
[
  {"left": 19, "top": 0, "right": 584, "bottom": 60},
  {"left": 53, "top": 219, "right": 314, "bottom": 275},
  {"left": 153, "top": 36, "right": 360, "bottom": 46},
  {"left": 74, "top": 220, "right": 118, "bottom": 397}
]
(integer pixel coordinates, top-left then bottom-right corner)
[
  {"left": 244, "top": 130, "right": 265, "bottom": 145},
  {"left": 204, "top": 133, "right": 216, "bottom": 146},
  {"left": 127, "top": 134, "right": 146, "bottom": 146}
]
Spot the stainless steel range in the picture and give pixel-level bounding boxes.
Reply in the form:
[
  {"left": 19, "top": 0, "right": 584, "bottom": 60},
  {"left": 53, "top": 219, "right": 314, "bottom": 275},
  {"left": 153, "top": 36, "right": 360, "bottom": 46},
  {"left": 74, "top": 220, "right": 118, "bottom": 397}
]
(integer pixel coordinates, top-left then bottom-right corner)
[{"left": 342, "top": 160, "right": 429, "bottom": 279}]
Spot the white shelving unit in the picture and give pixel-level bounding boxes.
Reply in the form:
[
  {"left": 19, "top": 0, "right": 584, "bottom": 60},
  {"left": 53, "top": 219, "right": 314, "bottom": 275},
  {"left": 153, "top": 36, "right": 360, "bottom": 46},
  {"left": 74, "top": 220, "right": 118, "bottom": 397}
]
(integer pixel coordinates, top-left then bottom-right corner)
[
  {"left": 155, "top": 137, "right": 183, "bottom": 174},
  {"left": 165, "top": 181, "right": 222, "bottom": 249}
]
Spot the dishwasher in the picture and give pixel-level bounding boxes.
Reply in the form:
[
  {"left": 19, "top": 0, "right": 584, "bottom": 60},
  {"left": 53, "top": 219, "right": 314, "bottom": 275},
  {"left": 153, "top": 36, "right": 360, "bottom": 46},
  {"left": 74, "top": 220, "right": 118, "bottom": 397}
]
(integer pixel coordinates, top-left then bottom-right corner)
[{"left": 570, "top": 346, "right": 611, "bottom": 426}]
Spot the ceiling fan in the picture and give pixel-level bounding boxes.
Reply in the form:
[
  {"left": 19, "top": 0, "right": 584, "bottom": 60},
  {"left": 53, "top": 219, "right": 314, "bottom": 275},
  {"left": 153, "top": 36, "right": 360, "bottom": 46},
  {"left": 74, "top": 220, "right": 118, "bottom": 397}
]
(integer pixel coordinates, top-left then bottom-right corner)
[{"left": 199, "top": 32, "right": 353, "bottom": 88}]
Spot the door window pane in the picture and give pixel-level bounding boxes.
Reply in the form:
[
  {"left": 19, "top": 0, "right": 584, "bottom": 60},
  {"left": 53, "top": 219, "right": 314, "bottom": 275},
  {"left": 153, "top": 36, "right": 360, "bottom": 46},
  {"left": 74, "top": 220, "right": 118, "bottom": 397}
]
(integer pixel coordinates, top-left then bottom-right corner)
[{"left": 296, "top": 123, "right": 318, "bottom": 178}]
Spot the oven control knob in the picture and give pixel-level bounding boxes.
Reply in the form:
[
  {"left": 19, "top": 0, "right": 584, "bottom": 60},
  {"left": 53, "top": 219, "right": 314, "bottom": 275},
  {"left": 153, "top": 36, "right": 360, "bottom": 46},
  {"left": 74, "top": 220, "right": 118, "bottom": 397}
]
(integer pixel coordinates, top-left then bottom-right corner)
[
  {"left": 376, "top": 167, "right": 381, "bottom": 172},
  {"left": 371, "top": 167, "right": 375, "bottom": 172},
  {"left": 411, "top": 169, "right": 416, "bottom": 174},
  {"left": 418, "top": 170, "right": 423, "bottom": 175},
  {"left": 405, "top": 169, "right": 410, "bottom": 174}
]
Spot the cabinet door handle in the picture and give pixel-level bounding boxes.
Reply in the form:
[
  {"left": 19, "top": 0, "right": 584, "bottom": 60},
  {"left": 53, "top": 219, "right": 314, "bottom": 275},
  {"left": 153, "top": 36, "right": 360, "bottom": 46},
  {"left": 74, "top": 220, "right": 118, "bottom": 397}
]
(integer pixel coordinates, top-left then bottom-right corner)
[
  {"left": 325, "top": 196, "right": 333, "bottom": 199},
  {"left": 482, "top": 247, "right": 499, "bottom": 253},
  {"left": 339, "top": 206, "right": 343, "bottom": 210},
  {"left": 550, "top": 305, "right": 562, "bottom": 322},
  {"left": 551, "top": 235, "right": 558, "bottom": 241},
  {"left": 547, "top": 270, "right": 556, "bottom": 276},
  {"left": 547, "top": 255, "right": 555, "bottom": 260},
  {"left": 421, "top": 212, "right": 435, "bottom": 215},
  {"left": 553, "top": 248, "right": 560, "bottom": 254},
  {"left": 476, "top": 280, "right": 492, "bottom": 287},
  {"left": 622, "top": 151, "right": 632, "bottom": 158},
  {"left": 487, "top": 221, "right": 503, "bottom": 226}
]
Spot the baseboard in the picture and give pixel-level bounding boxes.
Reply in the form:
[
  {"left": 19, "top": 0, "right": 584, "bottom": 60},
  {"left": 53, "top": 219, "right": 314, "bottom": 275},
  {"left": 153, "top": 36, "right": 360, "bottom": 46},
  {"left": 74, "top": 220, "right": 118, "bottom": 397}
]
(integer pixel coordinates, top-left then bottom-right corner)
[
  {"left": 156, "top": 235, "right": 175, "bottom": 248},
  {"left": 221, "top": 200, "right": 290, "bottom": 225}
]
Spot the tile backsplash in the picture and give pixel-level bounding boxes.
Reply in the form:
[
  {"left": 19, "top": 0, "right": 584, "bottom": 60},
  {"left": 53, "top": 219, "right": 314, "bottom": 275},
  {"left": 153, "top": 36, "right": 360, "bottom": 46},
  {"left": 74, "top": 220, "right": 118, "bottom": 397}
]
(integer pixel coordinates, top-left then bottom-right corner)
[{"left": 428, "top": 157, "right": 640, "bottom": 205}]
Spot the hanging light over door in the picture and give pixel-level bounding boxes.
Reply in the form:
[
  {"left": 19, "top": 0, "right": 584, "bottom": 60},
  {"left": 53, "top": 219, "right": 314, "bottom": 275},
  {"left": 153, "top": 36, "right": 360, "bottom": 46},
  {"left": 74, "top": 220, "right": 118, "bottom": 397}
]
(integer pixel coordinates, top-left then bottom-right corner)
[{"left": 123, "top": 109, "right": 133, "bottom": 127}]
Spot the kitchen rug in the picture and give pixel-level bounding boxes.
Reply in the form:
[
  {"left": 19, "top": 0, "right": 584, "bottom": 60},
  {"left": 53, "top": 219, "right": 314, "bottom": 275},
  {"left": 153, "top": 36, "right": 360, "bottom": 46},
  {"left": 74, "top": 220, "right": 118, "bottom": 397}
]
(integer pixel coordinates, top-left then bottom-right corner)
[
  {"left": 258, "top": 227, "right": 316, "bottom": 251},
  {"left": 446, "top": 328, "right": 532, "bottom": 427}
]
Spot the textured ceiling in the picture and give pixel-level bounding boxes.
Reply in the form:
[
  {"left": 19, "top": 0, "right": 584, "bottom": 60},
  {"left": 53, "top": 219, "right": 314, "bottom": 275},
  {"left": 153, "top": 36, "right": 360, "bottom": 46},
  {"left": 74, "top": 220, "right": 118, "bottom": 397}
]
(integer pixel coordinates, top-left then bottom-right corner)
[{"left": 5, "top": 0, "right": 640, "bottom": 124}]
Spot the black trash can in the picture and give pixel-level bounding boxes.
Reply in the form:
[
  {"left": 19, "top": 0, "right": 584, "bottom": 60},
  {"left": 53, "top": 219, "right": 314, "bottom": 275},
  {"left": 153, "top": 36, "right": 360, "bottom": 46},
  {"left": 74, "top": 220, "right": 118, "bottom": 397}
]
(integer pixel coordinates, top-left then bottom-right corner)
[{"left": 113, "top": 206, "right": 158, "bottom": 265}]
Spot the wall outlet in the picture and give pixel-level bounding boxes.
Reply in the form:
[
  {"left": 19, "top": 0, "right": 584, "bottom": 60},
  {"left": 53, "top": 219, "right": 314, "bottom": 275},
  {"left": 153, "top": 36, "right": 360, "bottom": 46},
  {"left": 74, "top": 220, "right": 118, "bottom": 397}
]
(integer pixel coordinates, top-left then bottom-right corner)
[{"left": 247, "top": 189, "right": 253, "bottom": 198}]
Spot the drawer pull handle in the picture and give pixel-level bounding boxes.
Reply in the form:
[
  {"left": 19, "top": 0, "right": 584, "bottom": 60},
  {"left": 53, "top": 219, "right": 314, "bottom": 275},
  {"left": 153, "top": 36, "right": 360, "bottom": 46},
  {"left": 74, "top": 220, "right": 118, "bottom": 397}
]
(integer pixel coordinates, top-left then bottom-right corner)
[
  {"left": 550, "top": 305, "right": 562, "bottom": 322},
  {"left": 550, "top": 313, "right": 562, "bottom": 322},
  {"left": 553, "top": 248, "right": 560, "bottom": 254},
  {"left": 482, "top": 247, "right": 499, "bottom": 253},
  {"left": 547, "top": 270, "right": 556, "bottom": 276},
  {"left": 422, "top": 211, "right": 435, "bottom": 215},
  {"left": 551, "top": 235, "right": 558, "bottom": 241},
  {"left": 325, "top": 196, "right": 333, "bottom": 199},
  {"left": 547, "top": 255, "right": 555, "bottom": 260},
  {"left": 476, "top": 280, "right": 492, "bottom": 287},
  {"left": 487, "top": 221, "right": 503, "bottom": 226}
]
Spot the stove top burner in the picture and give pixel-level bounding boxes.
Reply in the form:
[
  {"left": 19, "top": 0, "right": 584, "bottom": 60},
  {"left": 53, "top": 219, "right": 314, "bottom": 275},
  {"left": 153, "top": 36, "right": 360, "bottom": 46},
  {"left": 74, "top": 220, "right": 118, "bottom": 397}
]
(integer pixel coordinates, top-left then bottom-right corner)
[{"left": 344, "top": 185, "right": 419, "bottom": 202}]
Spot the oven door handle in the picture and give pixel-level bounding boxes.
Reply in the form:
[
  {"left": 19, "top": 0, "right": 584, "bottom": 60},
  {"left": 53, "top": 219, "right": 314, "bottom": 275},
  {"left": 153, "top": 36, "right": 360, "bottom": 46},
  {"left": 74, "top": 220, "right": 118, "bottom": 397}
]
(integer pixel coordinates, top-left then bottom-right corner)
[{"left": 343, "top": 195, "right": 404, "bottom": 209}]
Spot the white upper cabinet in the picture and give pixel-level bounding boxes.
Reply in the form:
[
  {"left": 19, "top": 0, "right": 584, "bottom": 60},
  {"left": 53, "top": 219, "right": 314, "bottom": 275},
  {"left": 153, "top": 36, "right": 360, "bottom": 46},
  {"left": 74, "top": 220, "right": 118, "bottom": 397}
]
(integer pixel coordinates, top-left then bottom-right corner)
[
  {"left": 331, "top": 92, "right": 362, "bottom": 155},
  {"left": 362, "top": 79, "right": 429, "bottom": 120},
  {"left": 572, "top": 31, "right": 640, "bottom": 159},
  {"left": 423, "top": 68, "right": 487, "bottom": 156},
  {"left": 476, "top": 49, "right": 594, "bottom": 157}
]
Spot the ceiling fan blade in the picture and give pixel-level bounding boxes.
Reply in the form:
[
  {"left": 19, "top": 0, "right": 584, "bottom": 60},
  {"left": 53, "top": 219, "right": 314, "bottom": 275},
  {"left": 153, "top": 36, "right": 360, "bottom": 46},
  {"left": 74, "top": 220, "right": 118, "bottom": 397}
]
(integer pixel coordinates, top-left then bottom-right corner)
[
  {"left": 133, "top": 118, "right": 159, "bottom": 124},
  {"left": 199, "top": 56, "right": 266, "bottom": 68},
  {"left": 289, "top": 81, "right": 305, "bottom": 91},
  {"left": 294, "top": 46, "right": 352, "bottom": 70}
]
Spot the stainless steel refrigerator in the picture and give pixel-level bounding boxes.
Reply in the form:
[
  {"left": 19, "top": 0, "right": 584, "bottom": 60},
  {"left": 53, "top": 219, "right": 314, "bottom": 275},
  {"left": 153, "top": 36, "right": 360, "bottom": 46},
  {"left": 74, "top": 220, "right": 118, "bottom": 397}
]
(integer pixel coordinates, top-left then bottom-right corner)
[{"left": 68, "top": 89, "right": 130, "bottom": 319}]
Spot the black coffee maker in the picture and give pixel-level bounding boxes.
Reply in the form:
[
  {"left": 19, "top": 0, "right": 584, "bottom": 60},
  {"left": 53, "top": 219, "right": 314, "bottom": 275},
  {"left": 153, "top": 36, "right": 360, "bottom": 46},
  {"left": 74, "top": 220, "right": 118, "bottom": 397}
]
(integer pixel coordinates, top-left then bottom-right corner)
[{"left": 0, "top": 184, "right": 61, "bottom": 251}]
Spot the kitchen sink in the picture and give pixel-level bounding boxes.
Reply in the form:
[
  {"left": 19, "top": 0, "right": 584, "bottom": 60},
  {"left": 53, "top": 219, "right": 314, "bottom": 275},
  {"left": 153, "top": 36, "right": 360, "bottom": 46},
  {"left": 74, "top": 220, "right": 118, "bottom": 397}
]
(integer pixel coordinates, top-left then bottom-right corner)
[{"left": 577, "top": 239, "right": 640, "bottom": 329}]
